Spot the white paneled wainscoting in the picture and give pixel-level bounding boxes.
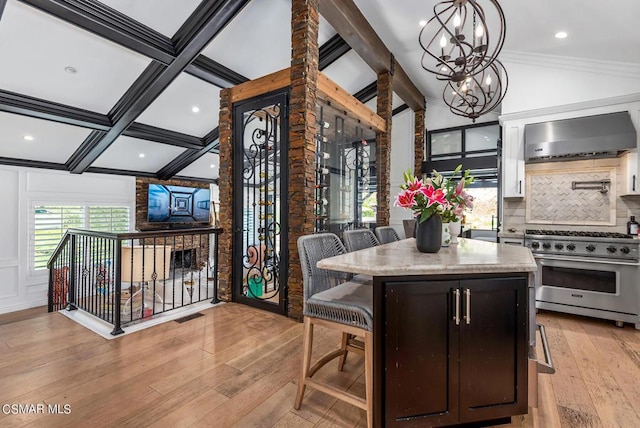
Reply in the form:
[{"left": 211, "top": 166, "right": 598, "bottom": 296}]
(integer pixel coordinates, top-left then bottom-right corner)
[{"left": 0, "top": 165, "right": 135, "bottom": 314}]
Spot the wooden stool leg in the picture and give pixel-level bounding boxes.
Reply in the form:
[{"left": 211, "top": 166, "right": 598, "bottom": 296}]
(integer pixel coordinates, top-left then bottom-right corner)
[
  {"left": 294, "top": 317, "right": 313, "bottom": 409},
  {"left": 338, "top": 332, "right": 349, "bottom": 371},
  {"left": 364, "top": 330, "right": 373, "bottom": 428}
]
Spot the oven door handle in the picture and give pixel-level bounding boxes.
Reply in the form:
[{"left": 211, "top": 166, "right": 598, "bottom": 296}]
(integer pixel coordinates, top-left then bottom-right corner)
[
  {"left": 536, "top": 323, "right": 555, "bottom": 374},
  {"left": 534, "top": 254, "right": 639, "bottom": 266}
]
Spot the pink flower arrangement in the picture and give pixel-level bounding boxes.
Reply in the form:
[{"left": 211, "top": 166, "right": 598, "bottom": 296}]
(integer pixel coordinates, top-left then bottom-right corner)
[{"left": 395, "top": 165, "right": 474, "bottom": 223}]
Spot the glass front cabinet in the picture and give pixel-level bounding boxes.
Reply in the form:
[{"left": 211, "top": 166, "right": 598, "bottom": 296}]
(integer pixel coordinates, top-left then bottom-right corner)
[{"left": 314, "top": 99, "right": 377, "bottom": 237}]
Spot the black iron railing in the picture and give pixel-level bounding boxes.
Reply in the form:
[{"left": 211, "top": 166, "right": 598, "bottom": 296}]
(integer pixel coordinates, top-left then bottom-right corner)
[{"left": 47, "top": 227, "right": 222, "bottom": 335}]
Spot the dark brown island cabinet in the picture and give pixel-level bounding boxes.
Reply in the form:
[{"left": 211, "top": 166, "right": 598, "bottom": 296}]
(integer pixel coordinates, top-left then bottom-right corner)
[
  {"left": 380, "top": 274, "right": 528, "bottom": 427},
  {"left": 316, "top": 238, "right": 538, "bottom": 428}
]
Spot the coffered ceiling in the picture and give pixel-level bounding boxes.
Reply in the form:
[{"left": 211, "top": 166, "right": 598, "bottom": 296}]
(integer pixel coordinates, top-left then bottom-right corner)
[{"left": 0, "top": 0, "right": 637, "bottom": 182}]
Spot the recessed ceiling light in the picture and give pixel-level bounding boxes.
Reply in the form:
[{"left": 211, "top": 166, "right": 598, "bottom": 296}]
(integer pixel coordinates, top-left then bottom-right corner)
[
  {"left": 23, "top": 135, "right": 34, "bottom": 141},
  {"left": 191, "top": 106, "right": 200, "bottom": 113},
  {"left": 210, "top": 164, "right": 216, "bottom": 168},
  {"left": 555, "top": 31, "right": 568, "bottom": 39},
  {"left": 138, "top": 153, "right": 145, "bottom": 158},
  {"left": 64, "top": 66, "right": 78, "bottom": 74},
  {"left": 419, "top": 20, "right": 427, "bottom": 27}
]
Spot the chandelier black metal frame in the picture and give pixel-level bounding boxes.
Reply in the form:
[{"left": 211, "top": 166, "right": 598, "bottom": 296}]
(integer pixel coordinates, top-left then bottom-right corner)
[
  {"left": 419, "top": 0, "right": 508, "bottom": 121},
  {"left": 443, "top": 56, "right": 507, "bottom": 121}
]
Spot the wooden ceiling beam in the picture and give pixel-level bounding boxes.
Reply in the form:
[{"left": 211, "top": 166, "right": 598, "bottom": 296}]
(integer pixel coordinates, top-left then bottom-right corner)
[
  {"left": 318, "top": 0, "right": 424, "bottom": 111},
  {"left": 319, "top": 34, "right": 351, "bottom": 70},
  {"left": 317, "top": 73, "right": 385, "bottom": 132},
  {"left": 22, "top": 0, "right": 176, "bottom": 64},
  {"left": 353, "top": 81, "right": 377, "bottom": 104},
  {"left": 229, "top": 68, "right": 291, "bottom": 104},
  {"left": 157, "top": 129, "right": 220, "bottom": 180},
  {"left": 0, "top": 89, "right": 111, "bottom": 130},
  {"left": 66, "top": 0, "right": 250, "bottom": 174}
]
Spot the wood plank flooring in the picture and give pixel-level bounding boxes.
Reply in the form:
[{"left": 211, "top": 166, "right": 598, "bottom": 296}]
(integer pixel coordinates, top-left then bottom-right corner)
[{"left": 0, "top": 304, "right": 638, "bottom": 427}]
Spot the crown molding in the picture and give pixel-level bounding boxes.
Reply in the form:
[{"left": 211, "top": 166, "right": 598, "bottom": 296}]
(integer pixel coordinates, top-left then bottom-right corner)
[
  {"left": 500, "top": 50, "right": 640, "bottom": 80},
  {"left": 499, "top": 93, "right": 640, "bottom": 123}
]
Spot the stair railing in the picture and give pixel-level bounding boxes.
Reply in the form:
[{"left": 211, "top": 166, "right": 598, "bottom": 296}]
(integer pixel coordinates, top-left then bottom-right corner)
[{"left": 47, "top": 227, "right": 222, "bottom": 335}]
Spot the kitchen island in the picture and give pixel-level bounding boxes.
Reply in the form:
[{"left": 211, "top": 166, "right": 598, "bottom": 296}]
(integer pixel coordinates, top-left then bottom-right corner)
[{"left": 317, "top": 238, "right": 538, "bottom": 427}]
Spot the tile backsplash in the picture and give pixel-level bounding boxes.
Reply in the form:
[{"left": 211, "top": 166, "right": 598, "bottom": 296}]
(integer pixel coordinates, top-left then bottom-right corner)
[
  {"left": 526, "top": 168, "right": 615, "bottom": 225},
  {"left": 503, "top": 158, "right": 640, "bottom": 234}
]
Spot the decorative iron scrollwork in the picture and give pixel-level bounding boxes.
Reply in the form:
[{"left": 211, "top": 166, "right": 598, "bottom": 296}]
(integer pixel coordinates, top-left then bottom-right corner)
[{"left": 241, "top": 103, "right": 282, "bottom": 301}]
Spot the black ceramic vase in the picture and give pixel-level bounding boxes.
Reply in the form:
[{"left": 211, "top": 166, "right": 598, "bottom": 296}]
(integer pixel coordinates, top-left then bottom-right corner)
[{"left": 415, "top": 215, "right": 442, "bottom": 253}]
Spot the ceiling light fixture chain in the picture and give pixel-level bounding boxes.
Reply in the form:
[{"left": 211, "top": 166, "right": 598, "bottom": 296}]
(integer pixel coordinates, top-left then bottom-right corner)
[{"left": 419, "top": 0, "right": 508, "bottom": 121}]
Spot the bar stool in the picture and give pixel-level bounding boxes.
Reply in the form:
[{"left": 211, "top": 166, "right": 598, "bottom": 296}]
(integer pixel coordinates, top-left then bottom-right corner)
[
  {"left": 295, "top": 233, "right": 373, "bottom": 428},
  {"left": 374, "top": 226, "right": 401, "bottom": 244},
  {"left": 342, "top": 229, "right": 379, "bottom": 253}
]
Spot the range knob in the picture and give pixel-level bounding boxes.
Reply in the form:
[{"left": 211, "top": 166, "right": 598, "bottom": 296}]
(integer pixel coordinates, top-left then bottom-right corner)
[
  {"left": 607, "top": 246, "right": 617, "bottom": 253},
  {"left": 566, "top": 244, "right": 576, "bottom": 251},
  {"left": 621, "top": 247, "right": 630, "bottom": 254},
  {"left": 542, "top": 242, "right": 551, "bottom": 249},
  {"left": 531, "top": 242, "right": 540, "bottom": 249},
  {"left": 555, "top": 243, "right": 564, "bottom": 250},
  {"left": 586, "top": 245, "right": 596, "bottom": 252}
]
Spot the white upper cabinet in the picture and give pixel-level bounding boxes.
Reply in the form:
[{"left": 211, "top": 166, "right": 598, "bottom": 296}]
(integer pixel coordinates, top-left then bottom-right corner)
[
  {"left": 622, "top": 108, "right": 640, "bottom": 196},
  {"left": 622, "top": 150, "right": 639, "bottom": 195},
  {"left": 502, "top": 124, "right": 525, "bottom": 198}
]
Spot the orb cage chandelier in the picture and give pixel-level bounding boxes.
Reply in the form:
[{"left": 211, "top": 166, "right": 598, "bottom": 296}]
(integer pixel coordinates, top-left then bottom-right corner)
[
  {"left": 443, "top": 57, "right": 508, "bottom": 121},
  {"left": 419, "top": 0, "right": 508, "bottom": 120}
]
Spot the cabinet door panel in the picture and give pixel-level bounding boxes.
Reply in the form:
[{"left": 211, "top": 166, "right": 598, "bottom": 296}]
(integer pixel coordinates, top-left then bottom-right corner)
[
  {"left": 458, "top": 277, "right": 528, "bottom": 422},
  {"left": 385, "top": 280, "right": 459, "bottom": 427},
  {"left": 502, "top": 125, "right": 525, "bottom": 198}
]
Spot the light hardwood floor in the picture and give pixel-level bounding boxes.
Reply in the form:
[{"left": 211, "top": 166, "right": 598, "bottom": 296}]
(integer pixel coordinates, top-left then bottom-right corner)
[{"left": 0, "top": 304, "right": 638, "bottom": 427}]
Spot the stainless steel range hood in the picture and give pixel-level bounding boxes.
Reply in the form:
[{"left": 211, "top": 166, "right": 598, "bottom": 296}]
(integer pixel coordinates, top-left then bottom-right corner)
[{"left": 524, "top": 111, "right": 637, "bottom": 162}]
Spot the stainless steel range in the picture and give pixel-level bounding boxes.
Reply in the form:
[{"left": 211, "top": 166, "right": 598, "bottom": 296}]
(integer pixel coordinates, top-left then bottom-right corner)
[{"left": 525, "top": 230, "right": 640, "bottom": 329}]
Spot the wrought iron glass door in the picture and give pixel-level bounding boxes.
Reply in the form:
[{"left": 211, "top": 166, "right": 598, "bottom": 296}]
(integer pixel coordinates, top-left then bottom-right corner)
[
  {"left": 314, "top": 100, "right": 377, "bottom": 237},
  {"left": 233, "top": 90, "right": 288, "bottom": 314}
]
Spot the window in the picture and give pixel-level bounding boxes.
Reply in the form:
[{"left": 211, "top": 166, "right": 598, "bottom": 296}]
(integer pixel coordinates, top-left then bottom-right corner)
[
  {"left": 427, "top": 123, "right": 499, "bottom": 164},
  {"left": 33, "top": 205, "right": 130, "bottom": 270},
  {"left": 425, "top": 123, "right": 500, "bottom": 231},
  {"left": 89, "top": 206, "right": 130, "bottom": 232}
]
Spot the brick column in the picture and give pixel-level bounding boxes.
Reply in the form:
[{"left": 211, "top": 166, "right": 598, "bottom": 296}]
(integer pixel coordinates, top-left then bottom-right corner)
[
  {"left": 287, "top": 0, "right": 319, "bottom": 320},
  {"left": 414, "top": 109, "right": 425, "bottom": 177},
  {"left": 217, "top": 88, "right": 233, "bottom": 302},
  {"left": 376, "top": 71, "right": 393, "bottom": 227}
]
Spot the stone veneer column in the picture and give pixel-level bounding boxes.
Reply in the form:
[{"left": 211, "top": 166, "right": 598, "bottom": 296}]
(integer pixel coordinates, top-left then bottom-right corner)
[
  {"left": 217, "top": 87, "right": 233, "bottom": 302},
  {"left": 414, "top": 109, "right": 425, "bottom": 177},
  {"left": 376, "top": 70, "right": 393, "bottom": 227},
  {"left": 287, "top": 0, "right": 319, "bottom": 320}
]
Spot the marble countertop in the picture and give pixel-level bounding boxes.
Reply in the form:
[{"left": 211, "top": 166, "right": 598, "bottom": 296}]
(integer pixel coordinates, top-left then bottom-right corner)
[{"left": 317, "top": 238, "right": 537, "bottom": 276}]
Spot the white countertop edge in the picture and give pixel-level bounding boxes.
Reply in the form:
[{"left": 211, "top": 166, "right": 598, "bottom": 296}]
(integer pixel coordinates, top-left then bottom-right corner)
[
  {"left": 316, "top": 238, "right": 538, "bottom": 276},
  {"left": 316, "top": 262, "right": 537, "bottom": 276}
]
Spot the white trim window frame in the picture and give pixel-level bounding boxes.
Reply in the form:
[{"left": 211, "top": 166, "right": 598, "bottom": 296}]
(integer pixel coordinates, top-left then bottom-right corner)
[{"left": 31, "top": 202, "right": 132, "bottom": 273}]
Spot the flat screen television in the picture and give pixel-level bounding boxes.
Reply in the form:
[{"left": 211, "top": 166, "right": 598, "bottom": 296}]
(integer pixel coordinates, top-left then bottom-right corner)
[{"left": 147, "top": 184, "right": 210, "bottom": 224}]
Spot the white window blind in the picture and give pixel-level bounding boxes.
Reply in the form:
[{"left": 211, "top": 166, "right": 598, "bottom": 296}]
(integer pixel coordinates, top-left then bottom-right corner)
[
  {"left": 33, "top": 205, "right": 130, "bottom": 270},
  {"left": 89, "top": 206, "right": 130, "bottom": 232}
]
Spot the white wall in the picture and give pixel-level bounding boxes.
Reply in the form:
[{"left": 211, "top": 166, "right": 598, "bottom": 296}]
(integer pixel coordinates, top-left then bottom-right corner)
[
  {"left": 500, "top": 52, "right": 640, "bottom": 115},
  {"left": 425, "top": 98, "right": 499, "bottom": 130},
  {"left": 0, "top": 165, "right": 135, "bottom": 314}
]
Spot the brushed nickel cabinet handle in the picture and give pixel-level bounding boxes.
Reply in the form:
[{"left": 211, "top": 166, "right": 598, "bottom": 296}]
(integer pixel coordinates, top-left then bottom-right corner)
[
  {"left": 633, "top": 174, "right": 636, "bottom": 192},
  {"left": 453, "top": 288, "right": 460, "bottom": 325},
  {"left": 464, "top": 288, "right": 471, "bottom": 325}
]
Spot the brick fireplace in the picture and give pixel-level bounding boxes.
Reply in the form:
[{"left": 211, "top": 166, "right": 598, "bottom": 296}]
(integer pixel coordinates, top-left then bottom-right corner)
[{"left": 135, "top": 177, "right": 212, "bottom": 270}]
